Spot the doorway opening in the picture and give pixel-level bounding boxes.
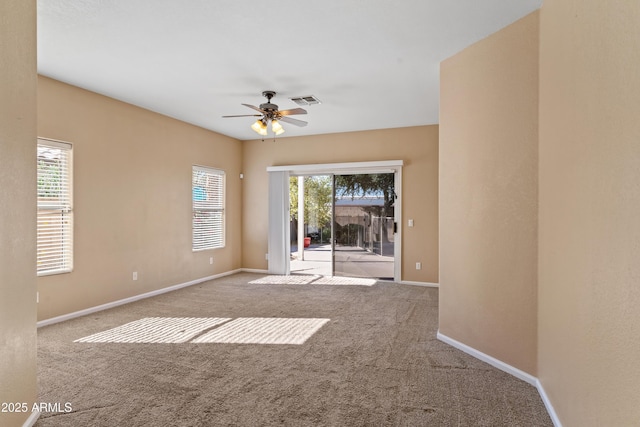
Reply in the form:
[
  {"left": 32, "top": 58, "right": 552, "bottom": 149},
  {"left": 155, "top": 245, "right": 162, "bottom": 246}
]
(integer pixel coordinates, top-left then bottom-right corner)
[
  {"left": 289, "top": 175, "right": 333, "bottom": 277},
  {"left": 289, "top": 173, "right": 396, "bottom": 280},
  {"left": 267, "top": 160, "right": 403, "bottom": 281}
]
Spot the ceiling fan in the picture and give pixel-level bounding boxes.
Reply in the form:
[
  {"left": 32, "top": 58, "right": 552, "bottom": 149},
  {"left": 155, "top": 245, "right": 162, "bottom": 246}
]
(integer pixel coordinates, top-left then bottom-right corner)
[{"left": 222, "top": 90, "right": 308, "bottom": 136}]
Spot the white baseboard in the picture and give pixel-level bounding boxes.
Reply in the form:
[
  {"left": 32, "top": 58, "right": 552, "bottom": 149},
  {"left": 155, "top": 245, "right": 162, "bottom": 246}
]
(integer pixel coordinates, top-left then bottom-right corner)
[
  {"left": 37, "top": 269, "right": 242, "bottom": 328},
  {"left": 399, "top": 280, "right": 439, "bottom": 288},
  {"left": 241, "top": 268, "right": 269, "bottom": 274},
  {"left": 536, "top": 379, "right": 563, "bottom": 427},
  {"left": 22, "top": 410, "right": 40, "bottom": 427},
  {"left": 436, "top": 331, "right": 537, "bottom": 386},
  {"left": 437, "top": 331, "right": 562, "bottom": 426}
]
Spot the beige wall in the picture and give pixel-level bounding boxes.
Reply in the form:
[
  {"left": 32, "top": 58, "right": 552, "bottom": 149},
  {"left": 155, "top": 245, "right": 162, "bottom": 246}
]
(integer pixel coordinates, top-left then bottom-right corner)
[
  {"left": 37, "top": 77, "right": 243, "bottom": 321},
  {"left": 0, "top": 1, "right": 38, "bottom": 426},
  {"left": 538, "top": 1, "right": 640, "bottom": 425},
  {"left": 19, "top": 2, "right": 640, "bottom": 424},
  {"left": 439, "top": 12, "right": 539, "bottom": 375},
  {"left": 242, "top": 126, "right": 439, "bottom": 283}
]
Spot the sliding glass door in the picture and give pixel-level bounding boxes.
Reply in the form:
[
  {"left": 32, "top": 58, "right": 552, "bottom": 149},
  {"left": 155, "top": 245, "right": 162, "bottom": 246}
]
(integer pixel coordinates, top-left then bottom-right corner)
[
  {"left": 332, "top": 173, "right": 395, "bottom": 280},
  {"left": 289, "top": 172, "right": 396, "bottom": 280}
]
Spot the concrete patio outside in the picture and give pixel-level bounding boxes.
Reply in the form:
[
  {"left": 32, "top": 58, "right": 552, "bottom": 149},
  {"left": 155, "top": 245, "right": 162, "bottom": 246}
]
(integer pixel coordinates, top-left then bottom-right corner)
[{"left": 290, "top": 244, "right": 394, "bottom": 279}]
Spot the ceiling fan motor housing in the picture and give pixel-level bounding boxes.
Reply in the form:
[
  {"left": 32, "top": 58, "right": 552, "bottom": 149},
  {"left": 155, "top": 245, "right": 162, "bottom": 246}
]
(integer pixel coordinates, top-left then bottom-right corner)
[
  {"left": 259, "top": 102, "right": 278, "bottom": 112},
  {"left": 260, "top": 91, "right": 278, "bottom": 115}
]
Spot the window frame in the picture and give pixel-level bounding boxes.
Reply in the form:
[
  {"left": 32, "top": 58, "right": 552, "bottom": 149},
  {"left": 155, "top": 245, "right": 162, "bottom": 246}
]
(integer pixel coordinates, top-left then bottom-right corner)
[
  {"left": 192, "top": 165, "right": 226, "bottom": 251},
  {"left": 37, "top": 137, "right": 73, "bottom": 276}
]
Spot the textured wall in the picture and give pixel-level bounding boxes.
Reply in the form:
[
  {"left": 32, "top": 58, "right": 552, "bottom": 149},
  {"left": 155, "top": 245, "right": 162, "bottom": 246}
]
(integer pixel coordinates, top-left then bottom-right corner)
[
  {"left": 37, "top": 77, "right": 243, "bottom": 321},
  {"left": 0, "top": 1, "right": 38, "bottom": 426},
  {"left": 439, "top": 12, "right": 539, "bottom": 375},
  {"left": 538, "top": 1, "right": 640, "bottom": 424},
  {"left": 242, "top": 126, "right": 439, "bottom": 283}
]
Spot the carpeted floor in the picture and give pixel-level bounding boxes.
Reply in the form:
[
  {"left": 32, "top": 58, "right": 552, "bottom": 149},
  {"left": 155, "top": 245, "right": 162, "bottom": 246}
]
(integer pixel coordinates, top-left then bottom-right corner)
[{"left": 35, "top": 273, "right": 552, "bottom": 426}]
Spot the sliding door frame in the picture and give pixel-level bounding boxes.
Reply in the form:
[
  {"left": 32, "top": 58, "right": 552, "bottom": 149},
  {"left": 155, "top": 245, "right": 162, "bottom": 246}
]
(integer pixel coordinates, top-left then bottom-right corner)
[{"left": 267, "top": 160, "right": 403, "bottom": 282}]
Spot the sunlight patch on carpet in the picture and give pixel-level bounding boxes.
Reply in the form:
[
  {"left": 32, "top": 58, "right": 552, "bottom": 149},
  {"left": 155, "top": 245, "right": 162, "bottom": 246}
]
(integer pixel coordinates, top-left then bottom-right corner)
[
  {"left": 74, "top": 317, "right": 330, "bottom": 345},
  {"left": 191, "top": 317, "right": 330, "bottom": 345},
  {"left": 312, "top": 276, "right": 377, "bottom": 286},
  {"left": 74, "top": 317, "right": 231, "bottom": 343},
  {"left": 249, "top": 275, "right": 320, "bottom": 285},
  {"left": 249, "top": 275, "right": 376, "bottom": 286}
]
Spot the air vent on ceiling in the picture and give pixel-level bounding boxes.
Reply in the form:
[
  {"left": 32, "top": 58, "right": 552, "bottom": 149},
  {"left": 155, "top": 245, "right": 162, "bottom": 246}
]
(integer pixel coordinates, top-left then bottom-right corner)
[{"left": 289, "top": 95, "right": 321, "bottom": 106}]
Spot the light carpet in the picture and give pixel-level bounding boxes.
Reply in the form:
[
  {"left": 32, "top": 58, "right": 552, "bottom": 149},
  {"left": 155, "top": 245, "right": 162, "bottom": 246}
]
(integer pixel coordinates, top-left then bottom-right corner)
[{"left": 35, "top": 273, "right": 552, "bottom": 426}]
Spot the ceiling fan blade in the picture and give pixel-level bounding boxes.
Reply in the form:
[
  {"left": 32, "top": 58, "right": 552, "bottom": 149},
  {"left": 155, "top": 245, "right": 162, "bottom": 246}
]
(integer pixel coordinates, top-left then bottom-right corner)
[
  {"left": 280, "top": 116, "right": 308, "bottom": 127},
  {"left": 242, "top": 103, "right": 265, "bottom": 113},
  {"left": 278, "top": 108, "right": 307, "bottom": 116},
  {"left": 222, "top": 114, "right": 262, "bottom": 118}
]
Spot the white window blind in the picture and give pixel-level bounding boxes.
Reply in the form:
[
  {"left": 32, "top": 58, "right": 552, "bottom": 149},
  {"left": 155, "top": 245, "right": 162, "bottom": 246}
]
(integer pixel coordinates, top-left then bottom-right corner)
[
  {"left": 37, "top": 139, "right": 73, "bottom": 275},
  {"left": 192, "top": 166, "right": 225, "bottom": 250}
]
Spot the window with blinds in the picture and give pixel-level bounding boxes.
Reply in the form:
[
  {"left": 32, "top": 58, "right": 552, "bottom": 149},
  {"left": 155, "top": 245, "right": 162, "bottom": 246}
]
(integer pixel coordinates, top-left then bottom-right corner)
[
  {"left": 192, "top": 166, "right": 225, "bottom": 250},
  {"left": 37, "top": 139, "right": 73, "bottom": 275}
]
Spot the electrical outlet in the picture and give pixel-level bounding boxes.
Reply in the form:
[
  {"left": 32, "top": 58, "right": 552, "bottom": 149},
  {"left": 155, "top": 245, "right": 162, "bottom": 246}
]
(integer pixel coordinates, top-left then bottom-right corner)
[
  {"left": 209, "top": 257, "right": 214, "bottom": 265},
  {"left": 408, "top": 219, "right": 414, "bottom": 227},
  {"left": 265, "top": 253, "right": 269, "bottom": 260},
  {"left": 133, "top": 271, "right": 138, "bottom": 280},
  {"left": 416, "top": 262, "right": 422, "bottom": 270}
]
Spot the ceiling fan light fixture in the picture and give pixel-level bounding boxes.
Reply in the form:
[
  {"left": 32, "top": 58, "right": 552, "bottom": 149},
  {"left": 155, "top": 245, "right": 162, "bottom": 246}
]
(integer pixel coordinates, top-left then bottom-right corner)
[
  {"left": 251, "top": 119, "right": 268, "bottom": 136},
  {"left": 271, "top": 120, "right": 285, "bottom": 135}
]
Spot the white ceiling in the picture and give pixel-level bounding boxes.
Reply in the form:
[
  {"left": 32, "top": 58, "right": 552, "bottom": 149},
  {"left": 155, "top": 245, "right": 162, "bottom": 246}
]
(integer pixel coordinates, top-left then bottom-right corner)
[{"left": 37, "top": 0, "right": 542, "bottom": 141}]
